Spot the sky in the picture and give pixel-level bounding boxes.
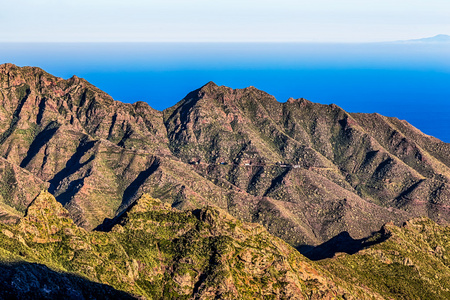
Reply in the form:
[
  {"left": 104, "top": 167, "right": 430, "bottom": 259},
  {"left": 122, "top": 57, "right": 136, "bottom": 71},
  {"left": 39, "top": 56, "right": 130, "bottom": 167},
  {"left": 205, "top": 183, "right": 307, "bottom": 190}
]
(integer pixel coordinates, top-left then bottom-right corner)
[
  {"left": 0, "top": 1, "right": 449, "bottom": 141},
  {"left": 1, "top": 0, "right": 449, "bottom": 42}
]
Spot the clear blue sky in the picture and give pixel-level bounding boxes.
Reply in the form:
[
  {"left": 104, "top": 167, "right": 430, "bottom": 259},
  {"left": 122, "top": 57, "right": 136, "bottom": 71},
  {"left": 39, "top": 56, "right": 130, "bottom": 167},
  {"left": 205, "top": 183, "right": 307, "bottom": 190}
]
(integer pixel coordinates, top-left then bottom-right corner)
[{"left": 1, "top": 0, "right": 449, "bottom": 42}]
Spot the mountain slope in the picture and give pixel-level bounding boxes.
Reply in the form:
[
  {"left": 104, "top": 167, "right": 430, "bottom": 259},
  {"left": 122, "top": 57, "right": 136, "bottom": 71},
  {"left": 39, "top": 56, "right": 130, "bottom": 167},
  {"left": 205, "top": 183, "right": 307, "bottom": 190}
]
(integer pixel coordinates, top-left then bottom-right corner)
[
  {"left": 0, "top": 156, "right": 48, "bottom": 223},
  {"left": 4, "top": 191, "right": 450, "bottom": 299},
  {"left": 0, "top": 191, "right": 375, "bottom": 299},
  {"left": 0, "top": 63, "right": 170, "bottom": 229},
  {"left": 320, "top": 218, "right": 450, "bottom": 299},
  {"left": 163, "top": 81, "right": 450, "bottom": 244},
  {"left": 0, "top": 64, "right": 450, "bottom": 248}
]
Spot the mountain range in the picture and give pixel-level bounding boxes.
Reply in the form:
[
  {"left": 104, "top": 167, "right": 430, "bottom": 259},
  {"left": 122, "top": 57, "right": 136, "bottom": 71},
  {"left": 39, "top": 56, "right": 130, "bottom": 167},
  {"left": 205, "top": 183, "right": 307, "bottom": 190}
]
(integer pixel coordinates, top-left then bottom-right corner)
[{"left": 1, "top": 63, "right": 450, "bottom": 298}]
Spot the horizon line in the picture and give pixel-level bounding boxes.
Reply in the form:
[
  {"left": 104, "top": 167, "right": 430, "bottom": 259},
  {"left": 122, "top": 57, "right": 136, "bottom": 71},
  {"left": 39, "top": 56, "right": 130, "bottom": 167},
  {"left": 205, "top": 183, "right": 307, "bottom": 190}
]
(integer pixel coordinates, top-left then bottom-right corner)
[{"left": 0, "top": 34, "right": 448, "bottom": 44}]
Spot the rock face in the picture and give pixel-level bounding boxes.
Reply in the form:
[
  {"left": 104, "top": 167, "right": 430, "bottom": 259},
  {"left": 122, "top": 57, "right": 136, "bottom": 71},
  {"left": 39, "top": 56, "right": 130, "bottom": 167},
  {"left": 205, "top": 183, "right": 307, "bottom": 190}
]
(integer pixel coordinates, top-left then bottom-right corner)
[
  {"left": 0, "top": 157, "right": 48, "bottom": 224},
  {"left": 1, "top": 64, "right": 450, "bottom": 248},
  {"left": 0, "top": 191, "right": 373, "bottom": 299},
  {"left": 0, "top": 63, "right": 171, "bottom": 230}
]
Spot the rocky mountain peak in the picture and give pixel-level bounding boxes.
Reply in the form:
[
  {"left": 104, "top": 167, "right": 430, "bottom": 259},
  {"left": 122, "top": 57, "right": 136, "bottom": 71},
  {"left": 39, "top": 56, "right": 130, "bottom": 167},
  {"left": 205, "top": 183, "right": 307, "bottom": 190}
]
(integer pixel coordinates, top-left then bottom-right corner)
[
  {"left": 285, "top": 96, "right": 312, "bottom": 105},
  {"left": 18, "top": 191, "right": 77, "bottom": 243},
  {"left": 129, "top": 194, "right": 172, "bottom": 214},
  {"left": 184, "top": 81, "right": 221, "bottom": 101},
  {"left": 24, "top": 190, "right": 70, "bottom": 220},
  {"left": 201, "top": 80, "right": 218, "bottom": 89}
]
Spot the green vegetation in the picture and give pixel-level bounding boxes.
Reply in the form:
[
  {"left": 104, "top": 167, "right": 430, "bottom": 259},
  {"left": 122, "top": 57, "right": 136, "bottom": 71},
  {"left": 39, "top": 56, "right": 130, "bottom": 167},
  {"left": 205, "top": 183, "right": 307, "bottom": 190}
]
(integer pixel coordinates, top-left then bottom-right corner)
[
  {"left": 320, "top": 218, "right": 450, "bottom": 300},
  {"left": 0, "top": 191, "right": 370, "bottom": 299},
  {"left": 9, "top": 191, "right": 450, "bottom": 299}
]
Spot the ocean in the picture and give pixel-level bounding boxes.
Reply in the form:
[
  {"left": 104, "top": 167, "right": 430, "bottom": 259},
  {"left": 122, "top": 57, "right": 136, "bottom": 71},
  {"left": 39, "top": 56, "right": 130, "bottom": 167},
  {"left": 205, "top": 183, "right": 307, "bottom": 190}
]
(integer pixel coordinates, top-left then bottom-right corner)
[{"left": 1, "top": 42, "right": 449, "bottom": 142}]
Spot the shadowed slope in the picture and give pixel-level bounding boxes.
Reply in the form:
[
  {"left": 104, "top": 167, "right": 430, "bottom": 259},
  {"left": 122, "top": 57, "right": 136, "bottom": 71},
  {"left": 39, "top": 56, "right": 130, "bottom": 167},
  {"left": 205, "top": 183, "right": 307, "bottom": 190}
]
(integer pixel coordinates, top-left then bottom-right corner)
[{"left": 0, "top": 262, "right": 137, "bottom": 300}]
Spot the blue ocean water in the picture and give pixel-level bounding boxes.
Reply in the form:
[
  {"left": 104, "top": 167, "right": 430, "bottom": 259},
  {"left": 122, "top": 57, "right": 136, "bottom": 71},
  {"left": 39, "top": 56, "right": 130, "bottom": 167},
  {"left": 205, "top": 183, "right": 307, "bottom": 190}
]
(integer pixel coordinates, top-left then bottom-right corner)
[{"left": 0, "top": 42, "right": 449, "bottom": 142}]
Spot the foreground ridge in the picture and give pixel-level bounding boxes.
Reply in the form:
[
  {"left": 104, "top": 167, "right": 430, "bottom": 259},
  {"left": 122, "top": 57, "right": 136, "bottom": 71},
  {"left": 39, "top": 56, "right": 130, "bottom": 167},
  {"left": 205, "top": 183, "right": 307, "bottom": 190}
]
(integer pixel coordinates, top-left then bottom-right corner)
[
  {"left": 0, "top": 191, "right": 374, "bottom": 299},
  {"left": 320, "top": 218, "right": 450, "bottom": 299},
  {"left": 2, "top": 192, "right": 450, "bottom": 299}
]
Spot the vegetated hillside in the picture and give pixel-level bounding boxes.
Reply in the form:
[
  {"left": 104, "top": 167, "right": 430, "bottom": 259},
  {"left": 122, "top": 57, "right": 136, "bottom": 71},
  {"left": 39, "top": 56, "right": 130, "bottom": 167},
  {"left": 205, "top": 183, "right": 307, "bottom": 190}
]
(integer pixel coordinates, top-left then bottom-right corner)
[
  {"left": 3, "top": 191, "right": 450, "bottom": 300},
  {"left": 1, "top": 63, "right": 450, "bottom": 248},
  {"left": 319, "top": 218, "right": 450, "bottom": 299},
  {"left": 0, "top": 191, "right": 374, "bottom": 299}
]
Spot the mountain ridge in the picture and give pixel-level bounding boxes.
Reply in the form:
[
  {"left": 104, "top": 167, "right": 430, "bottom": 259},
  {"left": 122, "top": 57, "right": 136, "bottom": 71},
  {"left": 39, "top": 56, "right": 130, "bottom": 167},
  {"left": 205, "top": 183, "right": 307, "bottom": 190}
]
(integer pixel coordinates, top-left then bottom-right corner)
[
  {"left": 0, "top": 191, "right": 375, "bottom": 299},
  {"left": 0, "top": 63, "right": 450, "bottom": 250},
  {"left": 2, "top": 190, "right": 450, "bottom": 299}
]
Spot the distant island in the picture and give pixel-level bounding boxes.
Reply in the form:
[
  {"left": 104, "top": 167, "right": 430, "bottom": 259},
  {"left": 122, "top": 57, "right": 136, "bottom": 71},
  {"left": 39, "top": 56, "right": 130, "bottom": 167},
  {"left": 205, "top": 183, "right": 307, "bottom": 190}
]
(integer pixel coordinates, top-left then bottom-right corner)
[{"left": 399, "top": 34, "right": 450, "bottom": 43}]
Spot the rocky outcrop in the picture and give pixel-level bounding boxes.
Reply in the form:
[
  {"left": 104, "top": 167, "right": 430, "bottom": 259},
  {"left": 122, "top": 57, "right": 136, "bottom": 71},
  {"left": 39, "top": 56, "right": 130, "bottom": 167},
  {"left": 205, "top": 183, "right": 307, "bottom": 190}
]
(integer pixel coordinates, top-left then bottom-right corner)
[{"left": 0, "top": 157, "right": 48, "bottom": 224}]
